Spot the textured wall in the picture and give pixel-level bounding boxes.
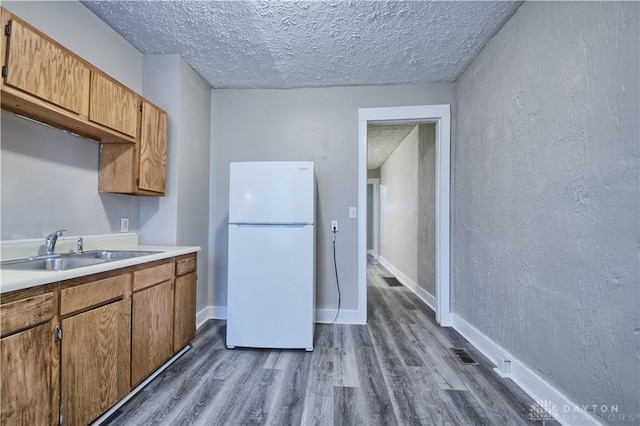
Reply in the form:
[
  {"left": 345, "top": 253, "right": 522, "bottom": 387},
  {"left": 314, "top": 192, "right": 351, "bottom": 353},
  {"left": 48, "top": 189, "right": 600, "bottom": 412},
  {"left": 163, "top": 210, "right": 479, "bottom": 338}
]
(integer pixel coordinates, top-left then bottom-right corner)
[
  {"left": 418, "top": 124, "right": 436, "bottom": 296},
  {"left": 454, "top": 1, "right": 639, "bottom": 420},
  {"left": 380, "top": 126, "right": 419, "bottom": 283},
  {"left": 209, "top": 84, "right": 454, "bottom": 311},
  {"left": 0, "top": 1, "right": 143, "bottom": 240}
]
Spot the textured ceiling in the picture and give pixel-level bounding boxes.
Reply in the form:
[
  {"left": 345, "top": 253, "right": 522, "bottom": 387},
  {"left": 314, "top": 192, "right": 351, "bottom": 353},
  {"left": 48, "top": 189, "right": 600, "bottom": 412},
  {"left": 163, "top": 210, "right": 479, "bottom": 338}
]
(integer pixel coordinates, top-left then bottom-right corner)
[
  {"left": 81, "top": 0, "right": 521, "bottom": 89},
  {"left": 367, "top": 124, "right": 416, "bottom": 170}
]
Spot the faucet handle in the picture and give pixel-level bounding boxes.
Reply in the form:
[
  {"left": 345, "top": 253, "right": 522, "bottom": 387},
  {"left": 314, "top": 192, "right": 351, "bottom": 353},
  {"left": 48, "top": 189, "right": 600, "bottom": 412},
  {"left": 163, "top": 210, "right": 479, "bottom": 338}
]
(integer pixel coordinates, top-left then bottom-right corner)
[{"left": 47, "top": 229, "right": 66, "bottom": 239}]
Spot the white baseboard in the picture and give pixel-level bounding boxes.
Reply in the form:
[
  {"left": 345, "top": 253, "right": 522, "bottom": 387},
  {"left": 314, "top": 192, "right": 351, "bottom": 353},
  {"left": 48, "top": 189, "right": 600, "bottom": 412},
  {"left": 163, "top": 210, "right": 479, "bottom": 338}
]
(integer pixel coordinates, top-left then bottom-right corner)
[
  {"left": 377, "top": 255, "right": 437, "bottom": 312},
  {"left": 452, "top": 314, "right": 600, "bottom": 426},
  {"left": 196, "top": 305, "right": 226, "bottom": 329},
  {"left": 196, "top": 305, "right": 364, "bottom": 326},
  {"left": 315, "top": 308, "right": 365, "bottom": 324}
]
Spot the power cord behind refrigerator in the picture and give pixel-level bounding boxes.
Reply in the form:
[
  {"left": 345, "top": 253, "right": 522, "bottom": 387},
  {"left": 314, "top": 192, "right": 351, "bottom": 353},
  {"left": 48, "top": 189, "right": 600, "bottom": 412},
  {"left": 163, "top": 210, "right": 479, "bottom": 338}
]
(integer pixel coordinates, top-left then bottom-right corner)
[{"left": 331, "top": 226, "right": 341, "bottom": 324}]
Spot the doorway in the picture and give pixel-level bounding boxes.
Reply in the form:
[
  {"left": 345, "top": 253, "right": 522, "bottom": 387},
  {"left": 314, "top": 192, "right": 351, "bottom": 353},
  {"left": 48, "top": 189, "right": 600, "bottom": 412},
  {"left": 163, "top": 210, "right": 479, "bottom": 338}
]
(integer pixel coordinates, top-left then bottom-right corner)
[{"left": 357, "top": 105, "right": 451, "bottom": 326}]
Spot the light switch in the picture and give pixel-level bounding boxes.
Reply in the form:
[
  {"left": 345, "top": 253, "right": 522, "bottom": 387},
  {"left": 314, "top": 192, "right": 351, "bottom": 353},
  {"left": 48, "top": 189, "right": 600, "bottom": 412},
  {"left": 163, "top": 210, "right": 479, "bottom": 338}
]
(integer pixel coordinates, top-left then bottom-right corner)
[
  {"left": 120, "top": 217, "right": 129, "bottom": 233},
  {"left": 349, "top": 207, "right": 357, "bottom": 218}
]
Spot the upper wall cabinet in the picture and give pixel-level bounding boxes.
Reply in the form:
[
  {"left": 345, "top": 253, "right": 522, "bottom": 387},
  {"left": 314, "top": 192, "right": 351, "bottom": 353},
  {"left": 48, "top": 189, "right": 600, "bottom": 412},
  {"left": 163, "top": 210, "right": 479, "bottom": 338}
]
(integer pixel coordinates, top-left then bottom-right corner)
[
  {"left": 139, "top": 101, "right": 168, "bottom": 193},
  {"left": 3, "top": 18, "right": 89, "bottom": 116},
  {"left": 0, "top": 9, "right": 136, "bottom": 143},
  {"left": 89, "top": 71, "right": 138, "bottom": 138},
  {"left": 98, "top": 100, "right": 168, "bottom": 196},
  {"left": 0, "top": 8, "right": 168, "bottom": 197}
]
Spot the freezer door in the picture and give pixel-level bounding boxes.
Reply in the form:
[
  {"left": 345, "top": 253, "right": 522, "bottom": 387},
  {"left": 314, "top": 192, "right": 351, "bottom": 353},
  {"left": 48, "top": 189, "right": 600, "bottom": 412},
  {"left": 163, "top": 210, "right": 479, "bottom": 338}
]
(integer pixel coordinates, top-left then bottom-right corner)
[
  {"left": 229, "top": 161, "right": 314, "bottom": 224},
  {"left": 227, "top": 224, "right": 315, "bottom": 349}
]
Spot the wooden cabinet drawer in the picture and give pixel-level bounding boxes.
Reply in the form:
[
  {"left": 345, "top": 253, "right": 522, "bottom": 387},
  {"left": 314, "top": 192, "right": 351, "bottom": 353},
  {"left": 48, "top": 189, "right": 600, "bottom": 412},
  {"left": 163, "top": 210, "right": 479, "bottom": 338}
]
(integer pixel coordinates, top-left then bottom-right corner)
[
  {"left": 175, "top": 254, "right": 197, "bottom": 276},
  {"left": 61, "top": 274, "right": 128, "bottom": 316},
  {"left": 133, "top": 261, "right": 174, "bottom": 291},
  {"left": 0, "top": 292, "right": 53, "bottom": 336}
]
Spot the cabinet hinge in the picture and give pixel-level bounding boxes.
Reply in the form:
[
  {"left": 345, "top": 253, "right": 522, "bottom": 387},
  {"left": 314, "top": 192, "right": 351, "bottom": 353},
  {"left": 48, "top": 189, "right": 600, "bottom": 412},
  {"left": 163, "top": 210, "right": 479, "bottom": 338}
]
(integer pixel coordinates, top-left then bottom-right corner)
[
  {"left": 5, "top": 22, "right": 11, "bottom": 36},
  {"left": 1, "top": 66, "right": 7, "bottom": 78},
  {"left": 54, "top": 326, "right": 62, "bottom": 342},
  {"left": 139, "top": 104, "right": 143, "bottom": 112},
  {"left": 136, "top": 178, "right": 140, "bottom": 186}
]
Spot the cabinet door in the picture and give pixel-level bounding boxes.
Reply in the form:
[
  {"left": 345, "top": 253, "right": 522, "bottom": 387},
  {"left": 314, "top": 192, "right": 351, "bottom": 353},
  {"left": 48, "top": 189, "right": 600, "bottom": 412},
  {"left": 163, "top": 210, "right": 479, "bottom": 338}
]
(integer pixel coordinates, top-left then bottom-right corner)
[
  {"left": 4, "top": 17, "right": 89, "bottom": 114},
  {"left": 89, "top": 71, "right": 138, "bottom": 137},
  {"left": 131, "top": 280, "right": 173, "bottom": 386},
  {"left": 138, "top": 101, "right": 167, "bottom": 193},
  {"left": 1, "top": 323, "right": 53, "bottom": 425},
  {"left": 61, "top": 299, "right": 131, "bottom": 426},
  {"left": 174, "top": 271, "right": 196, "bottom": 350}
]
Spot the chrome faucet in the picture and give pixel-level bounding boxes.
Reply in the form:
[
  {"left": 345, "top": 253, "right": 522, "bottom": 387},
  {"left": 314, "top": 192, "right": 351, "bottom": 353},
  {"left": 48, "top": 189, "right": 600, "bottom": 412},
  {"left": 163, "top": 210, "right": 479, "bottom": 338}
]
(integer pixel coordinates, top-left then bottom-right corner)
[{"left": 45, "top": 229, "right": 66, "bottom": 255}]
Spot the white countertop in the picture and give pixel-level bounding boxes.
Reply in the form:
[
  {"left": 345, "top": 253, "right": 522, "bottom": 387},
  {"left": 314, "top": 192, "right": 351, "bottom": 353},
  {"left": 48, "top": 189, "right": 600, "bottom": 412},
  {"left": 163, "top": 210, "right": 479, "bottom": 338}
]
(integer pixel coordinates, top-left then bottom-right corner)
[{"left": 0, "top": 235, "right": 200, "bottom": 293}]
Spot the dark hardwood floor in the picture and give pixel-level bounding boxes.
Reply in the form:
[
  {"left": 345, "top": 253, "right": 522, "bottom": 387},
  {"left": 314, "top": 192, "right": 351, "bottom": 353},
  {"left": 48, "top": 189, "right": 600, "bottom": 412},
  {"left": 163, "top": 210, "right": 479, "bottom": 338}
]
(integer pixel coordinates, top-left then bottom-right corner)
[{"left": 102, "top": 259, "right": 549, "bottom": 425}]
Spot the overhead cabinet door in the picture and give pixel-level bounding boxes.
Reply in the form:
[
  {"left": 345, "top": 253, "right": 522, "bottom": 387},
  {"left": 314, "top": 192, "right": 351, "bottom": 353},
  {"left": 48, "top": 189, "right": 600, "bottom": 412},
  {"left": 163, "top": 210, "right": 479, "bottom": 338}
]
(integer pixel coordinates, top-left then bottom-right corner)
[
  {"left": 4, "top": 18, "right": 89, "bottom": 114},
  {"left": 138, "top": 101, "right": 167, "bottom": 193},
  {"left": 89, "top": 71, "right": 138, "bottom": 137}
]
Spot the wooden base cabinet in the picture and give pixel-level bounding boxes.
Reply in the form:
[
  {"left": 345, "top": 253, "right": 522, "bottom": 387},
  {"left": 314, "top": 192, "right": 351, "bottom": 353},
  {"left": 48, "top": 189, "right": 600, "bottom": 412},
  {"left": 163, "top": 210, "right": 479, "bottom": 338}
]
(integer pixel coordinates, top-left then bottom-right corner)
[
  {"left": 0, "top": 252, "right": 197, "bottom": 424},
  {"left": 1, "top": 323, "right": 54, "bottom": 425},
  {"left": 174, "top": 254, "right": 197, "bottom": 350},
  {"left": 131, "top": 261, "right": 175, "bottom": 386},
  {"left": 61, "top": 299, "right": 131, "bottom": 426},
  {"left": 0, "top": 288, "right": 57, "bottom": 426}
]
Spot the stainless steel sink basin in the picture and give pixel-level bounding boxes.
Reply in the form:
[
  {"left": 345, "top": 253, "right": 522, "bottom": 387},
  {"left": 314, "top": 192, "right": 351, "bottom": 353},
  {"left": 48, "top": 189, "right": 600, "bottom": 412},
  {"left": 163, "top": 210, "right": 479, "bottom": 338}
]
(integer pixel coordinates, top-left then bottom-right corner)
[
  {"left": 1, "top": 256, "right": 107, "bottom": 271},
  {"left": 0, "top": 250, "right": 161, "bottom": 271},
  {"left": 76, "top": 250, "right": 161, "bottom": 261}
]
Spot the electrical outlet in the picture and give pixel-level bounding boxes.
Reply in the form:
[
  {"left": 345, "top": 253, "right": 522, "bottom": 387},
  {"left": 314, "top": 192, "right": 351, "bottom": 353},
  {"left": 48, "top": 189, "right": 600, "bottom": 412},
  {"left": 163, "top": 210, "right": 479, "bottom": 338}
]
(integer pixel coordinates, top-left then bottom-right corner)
[
  {"left": 120, "top": 217, "right": 129, "bottom": 233},
  {"left": 349, "top": 207, "right": 357, "bottom": 218},
  {"left": 331, "top": 221, "right": 338, "bottom": 232}
]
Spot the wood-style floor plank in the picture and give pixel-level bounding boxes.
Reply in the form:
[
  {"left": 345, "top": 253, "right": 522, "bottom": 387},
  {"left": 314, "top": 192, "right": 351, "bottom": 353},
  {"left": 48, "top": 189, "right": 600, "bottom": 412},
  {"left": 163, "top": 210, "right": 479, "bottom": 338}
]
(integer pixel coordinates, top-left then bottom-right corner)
[{"left": 103, "top": 260, "right": 547, "bottom": 426}]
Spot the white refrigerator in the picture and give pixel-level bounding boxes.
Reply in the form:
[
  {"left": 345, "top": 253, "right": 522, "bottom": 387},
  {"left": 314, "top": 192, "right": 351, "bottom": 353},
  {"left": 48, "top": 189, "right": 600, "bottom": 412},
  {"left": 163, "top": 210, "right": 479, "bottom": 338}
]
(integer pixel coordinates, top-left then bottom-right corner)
[{"left": 226, "top": 161, "right": 315, "bottom": 350}]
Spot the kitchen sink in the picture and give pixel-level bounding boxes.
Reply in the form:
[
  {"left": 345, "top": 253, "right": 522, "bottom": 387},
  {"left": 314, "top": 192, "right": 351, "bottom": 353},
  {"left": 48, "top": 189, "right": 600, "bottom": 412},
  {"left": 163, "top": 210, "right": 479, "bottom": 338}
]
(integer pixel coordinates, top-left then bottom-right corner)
[
  {"left": 76, "top": 250, "right": 161, "bottom": 261},
  {"left": 0, "top": 250, "right": 161, "bottom": 271}
]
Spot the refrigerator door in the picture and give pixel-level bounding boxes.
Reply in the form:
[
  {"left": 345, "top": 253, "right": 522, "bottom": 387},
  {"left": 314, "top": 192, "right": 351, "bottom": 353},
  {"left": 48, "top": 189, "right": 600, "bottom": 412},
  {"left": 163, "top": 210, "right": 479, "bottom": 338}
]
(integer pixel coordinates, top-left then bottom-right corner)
[
  {"left": 227, "top": 224, "right": 315, "bottom": 349},
  {"left": 229, "top": 161, "right": 314, "bottom": 224}
]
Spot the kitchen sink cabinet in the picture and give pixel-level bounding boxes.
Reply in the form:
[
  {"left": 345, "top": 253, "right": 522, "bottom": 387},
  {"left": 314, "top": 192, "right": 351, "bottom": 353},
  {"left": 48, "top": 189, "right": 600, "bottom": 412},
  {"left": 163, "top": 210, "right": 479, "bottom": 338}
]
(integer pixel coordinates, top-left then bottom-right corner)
[
  {"left": 89, "top": 70, "right": 138, "bottom": 139},
  {"left": 131, "top": 260, "right": 175, "bottom": 386},
  {"left": 98, "top": 99, "right": 168, "bottom": 196},
  {"left": 174, "top": 254, "right": 197, "bottom": 350},
  {"left": 60, "top": 273, "right": 131, "bottom": 426},
  {"left": 0, "top": 285, "right": 58, "bottom": 426},
  {"left": 0, "top": 251, "right": 197, "bottom": 424},
  {"left": 61, "top": 301, "right": 131, "bottom": 425}
]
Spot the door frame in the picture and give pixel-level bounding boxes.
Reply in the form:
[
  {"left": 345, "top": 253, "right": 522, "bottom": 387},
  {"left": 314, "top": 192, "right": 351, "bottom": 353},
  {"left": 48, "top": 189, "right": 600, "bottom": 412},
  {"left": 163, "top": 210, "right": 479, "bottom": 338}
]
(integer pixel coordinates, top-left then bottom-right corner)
[
  {"left": 357, "top": 105, "right": 451, "bottom": 326},
  {"left": 367, "top": 178, "right": 380, "bottom": 258}
]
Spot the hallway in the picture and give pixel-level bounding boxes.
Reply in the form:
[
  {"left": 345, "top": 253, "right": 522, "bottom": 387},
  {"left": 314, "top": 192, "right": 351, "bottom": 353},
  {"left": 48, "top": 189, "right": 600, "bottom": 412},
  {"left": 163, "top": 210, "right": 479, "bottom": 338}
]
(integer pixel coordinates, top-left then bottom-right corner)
[{"left": 103, "top": 260, "right": 546, "bottom": 425}]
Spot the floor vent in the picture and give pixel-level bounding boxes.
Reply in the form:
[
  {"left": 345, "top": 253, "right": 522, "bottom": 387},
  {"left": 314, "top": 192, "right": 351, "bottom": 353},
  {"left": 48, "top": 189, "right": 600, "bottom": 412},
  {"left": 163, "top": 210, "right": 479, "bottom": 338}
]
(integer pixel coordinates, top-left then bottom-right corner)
[
  {"left": 382, "top": 277, "right": 403, "bottom": 287},
  {"left": 450, "top": 348, "right": 478, "bottom": 365}
]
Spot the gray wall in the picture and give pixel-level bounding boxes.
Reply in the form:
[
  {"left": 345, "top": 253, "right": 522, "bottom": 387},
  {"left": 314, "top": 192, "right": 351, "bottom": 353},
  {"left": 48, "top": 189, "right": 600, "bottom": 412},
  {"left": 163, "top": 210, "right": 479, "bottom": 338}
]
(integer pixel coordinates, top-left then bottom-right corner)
[
  {"left": 209, "top": 84, "right": 454, "bottom": 312},
  {"left": 377, "top": 123, "right": 436, "bottom": 296},
  {"left": 141, "top": 55, "right": 212, "bottom": 312},
  {"left": 380, "top": 126, "right": 419, "bottom": 283},
  {"left": 0, "top": 1, "right": 143, "bottom": 240},
  {"left": 417, "top": 124, "right": 436, "bottom": 296},
  {"left": 454, "top": 1, "right": 639, "bottom": 419},
  {"left": 366, "top": 184, "right": 373, "bottom": 251}
]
